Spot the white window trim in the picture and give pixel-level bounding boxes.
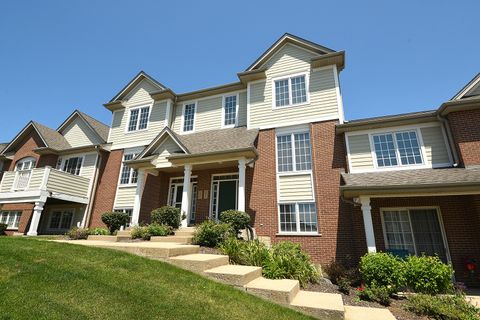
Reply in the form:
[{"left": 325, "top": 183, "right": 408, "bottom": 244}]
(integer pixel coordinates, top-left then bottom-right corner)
[
  {"left": 13, "top": 157, "right": 36, "bottom": 191},
  {"left": 209, "top": 173, "right": 239, "bottom": 219},
  {"left": 380, "top": 206, "right": 451, "bottom": 263},
  {"left": 221, "top": 93, "right": 239, "bottom": 128},
  {"left": 277, "top": 201, "right": 319, "bottom": 235},
  {"left": 57, "top": 154, "right": 86, "bottom": 176},
  {"left": 275, "top": 128, "right": 312, "bottom": 175},
  {"left": 180, "top": 101, "right": 197, "bottom": 134},
  {"left": 271, "top": 72, "right": 310, "bottom": 110},
  {"left": 0, "top": 211, "right": 22, "bottom": 230},
  {"left": 117, "top": 147, "right": 143, "bottom": 187},
  {"left": 47, "top": 208, "right": 75, "bottom": 231},
  {"left": 124, "top": 104, "right": 152, "bottom": 133}
]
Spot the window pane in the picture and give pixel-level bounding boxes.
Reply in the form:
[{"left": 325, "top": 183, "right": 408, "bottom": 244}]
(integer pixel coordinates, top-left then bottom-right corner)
[
  {"left": 298, "top": 203, "right": 317, "bottom": 232},
  {"left": 373, "top": 134, "right": 398, "bottom": 167},
  {"left": 13, "top": 212, "right": 21, "bottom": 229},
  {"left": 183, "top": 103, "right": 195, "bottom": 132},
  {"left": 224, "top": 95, "right": 237, "bottom": 126},
  {"left": 383, "top": 210, "right": 415, "bottom": 254},
  {"left": 395, "top": 131, "right": 423, "bottom": 165},
  {"left": 279, "top": 204, "right": 296, "bottom": 232},
  {"left": 138, "top": 107, "right": 150, "bottom": 130},
  {"left": 50, "top": 212, "right": 62, "bottom": 229},
  {"left": 60, "top": 212, "right": 73, "bottom": 229},
  {"left": 294, "top": 132, "right": 312, "bottom": 171},
  {"left": 63, "top": 157, "right": 82, "bottom": 175},
  {"left": 275, "top": 79, "right": 290, "bottom": 107},
  {"left": 291, "top": 75, "right": 307, "bottom": 104},
  {"left": 120, "top": 154, "right": 135, "bottom": 184},
  {"left": 277, "top": 135, "right": 293, "bottom": 172},
  {"left": 128, "top": 109, "right": 139, "bottom": 131},
  {"left": 410, "top": 209, "right": 447, "bottom": 262}
]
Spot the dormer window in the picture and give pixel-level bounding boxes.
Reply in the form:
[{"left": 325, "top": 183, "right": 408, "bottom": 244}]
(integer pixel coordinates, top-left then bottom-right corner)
[
  {"left": 372, "top": 130, "right": 423, "bottom": 168},
  {"left": 127, "top": 106, "right": 150, "bottom": 132},
  {"left": 182, "top": 103, "right": 196, "bottom": 133},
  {"left": 273, "top": 73, "right": 308, "bottom": 108}
]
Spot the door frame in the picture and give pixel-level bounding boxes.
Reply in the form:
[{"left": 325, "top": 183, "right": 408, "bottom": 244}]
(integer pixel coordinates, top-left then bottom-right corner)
[
  {"left": 210, "top": 173, "right": 239, "bottom": 220},
  {"left": 167, "top": 176, "right": 198, "bottom": 223}
]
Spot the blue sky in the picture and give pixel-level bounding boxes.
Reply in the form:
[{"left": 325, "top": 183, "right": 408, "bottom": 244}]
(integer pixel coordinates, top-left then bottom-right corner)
[{"left": 0, "top": 1, "right": 478, "bottom": 142}]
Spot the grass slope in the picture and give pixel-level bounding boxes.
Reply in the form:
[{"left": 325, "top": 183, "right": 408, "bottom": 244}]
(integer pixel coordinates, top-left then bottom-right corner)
[{"left": 0, "top": 238, "right": 313, "bottom": 320}]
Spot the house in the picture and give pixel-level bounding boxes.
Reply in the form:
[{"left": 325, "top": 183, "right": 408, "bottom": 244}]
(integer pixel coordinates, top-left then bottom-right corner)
[{"left": 0, "top": 34, "right": 478, "bottom": 286}]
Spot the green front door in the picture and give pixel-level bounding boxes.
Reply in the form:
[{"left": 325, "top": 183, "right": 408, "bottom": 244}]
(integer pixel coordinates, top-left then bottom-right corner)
[{"left": 216, "top": 180, "right": 238, "bottom": 219}]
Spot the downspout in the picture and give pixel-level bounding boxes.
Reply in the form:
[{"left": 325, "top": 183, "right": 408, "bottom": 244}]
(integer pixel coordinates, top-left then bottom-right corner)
[
  {"left": 437, "top": 113, "right": 460, "bottom": 167},
  {"left": 83, "top": 147, "right": 103, "bottom": 228}
]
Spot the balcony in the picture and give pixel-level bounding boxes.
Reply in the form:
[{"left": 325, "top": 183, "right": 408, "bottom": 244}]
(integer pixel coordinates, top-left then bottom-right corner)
[{"left": 0, "top": 166, "right": 90, "bottom": 204}]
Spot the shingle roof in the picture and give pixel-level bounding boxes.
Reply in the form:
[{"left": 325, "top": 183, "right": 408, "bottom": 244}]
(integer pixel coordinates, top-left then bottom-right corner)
[
  {"left": 341, "top": 167, "right": 480, "bottom": 189},
  {"left": 77, "top": 111, "right": 109, "bottom": 142},
  {"left": 0, "top": 143, "right": 8, "bottom": 154},
  {"left": 32, "top": 122, "right": 71, "bottom": 151}
]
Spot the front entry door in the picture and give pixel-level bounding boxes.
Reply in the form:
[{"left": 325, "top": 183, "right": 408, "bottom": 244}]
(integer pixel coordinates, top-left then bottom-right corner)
[
  {"left": 211, "top": 174, "right": 239, "bottom": 220},
  {"left": 168, "top": 181, "right": 197, "bottom": 224}
]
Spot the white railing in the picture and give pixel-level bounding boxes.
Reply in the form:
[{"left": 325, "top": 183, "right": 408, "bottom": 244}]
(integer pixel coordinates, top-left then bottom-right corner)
[{"left": 13, "top": 170, "right": 32, "bottom": 190}]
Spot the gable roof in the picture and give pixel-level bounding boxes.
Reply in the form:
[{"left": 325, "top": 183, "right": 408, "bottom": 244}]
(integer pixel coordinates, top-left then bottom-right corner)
[
  {"left": 137, "top": 127, "right": 189, "bottom": 160},
  {"left": 108, "top": 71, "right": 167, "bottom": 103},
  {"left": 451, "top": 73, "right": 480, "bottom": 100},
  {"left": 57, "top": 110, "right": 109, "bottom": 143},
  {"left": 246, "top": 33, "right": 335, "bottom": 71}
]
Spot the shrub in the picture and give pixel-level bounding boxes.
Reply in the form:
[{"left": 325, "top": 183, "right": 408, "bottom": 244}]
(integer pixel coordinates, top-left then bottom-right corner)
[
  {"left": 192, "top": 220, "right": 233, "bottom": 247},
  {"left": 131, "top": 225, "right": 150, "bottom": 240},
  {"left": 90, "top": 228, "right": 109, "bottom": 236},
  {"left": 337, "top": 277, "right": 352, "bottom": 295},
  {"left": 67, "top": 227, "right": 90, "bottom": 240},
  {"left": 147, "top": 224, "right": 173, "bottom": 237},
  {"left": 359, "top": 252, "right": 404, "bottom": 293},
  {"left": 356, "top": 283, "right": 391, "bottom": 306},
  {"left": 101, "top": 212, "right": 130, "bottom": 234},
  {"left": 219, "top": 210, "right": 250, "bottom": 235},
  {"left": 0, "top": 223, "right": 7, "bottom": 235},
  {"left": 404, "top": 294, "right": 479, "bottom": 320},
  {"left": 151, "top": 206, "right": 181, "bottom": 229},
  {"left": 403, "top": 255, "right": 454, "bottom": 294}
]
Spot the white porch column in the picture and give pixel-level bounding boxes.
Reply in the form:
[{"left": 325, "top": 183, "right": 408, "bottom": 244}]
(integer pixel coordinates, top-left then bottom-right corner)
[
  {"left": 180, "top": 164, "right": 192, "bottom": 228},
  {"left": 359, "top": 196, "right": 376, "bottom": 253},
  {"left": 131, "top": 169, "right": 146, "bottom": 226},
  {"left": 237, "top": 158, "right": 246, "bottom": 212},
  {"left": 27, "top": 201, "right": 45, "bottom": 236}
]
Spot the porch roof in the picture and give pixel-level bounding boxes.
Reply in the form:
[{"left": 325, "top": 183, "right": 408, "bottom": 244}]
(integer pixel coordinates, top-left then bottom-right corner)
[{"left": 341, "top": 167, "right": 480, "bottom": 198}]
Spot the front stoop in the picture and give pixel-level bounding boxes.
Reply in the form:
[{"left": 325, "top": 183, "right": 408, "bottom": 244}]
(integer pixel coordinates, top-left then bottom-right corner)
[
  {"left": 344, "top": 306, "right": 396, "bottom": 320},
  {"left": 169, "top": 254, "right": 229, "bottom": 273},
  {"left": 204, "top": 265, "right": 263, "bottom": 287},
  {"left": 290, "top": 291, "right": 344, "bottom": 320},
  {"left": 175, "top": 228, "right": 196, "bottom": 237},
  {"left": 87, "top": 235, "right": 118, "bottom": 242},
  {"left": 150, "top": 235, "right": 193, "bottom": 244},
  {"left": 244, "top": 277, "right": 300, "bottom": 305}
]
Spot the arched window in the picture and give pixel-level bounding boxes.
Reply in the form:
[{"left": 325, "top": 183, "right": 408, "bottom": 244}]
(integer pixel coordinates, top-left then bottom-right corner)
[
  {"left": 15, "top": 157, "right": 36, "bottom": 171},
  {"left": 14, "top": 157, "right": 36, "bottom": 190}
]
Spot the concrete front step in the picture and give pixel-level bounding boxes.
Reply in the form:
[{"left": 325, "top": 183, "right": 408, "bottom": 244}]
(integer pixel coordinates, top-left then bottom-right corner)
[
  {"left": 344, "top": 306, "right": 396, "bottom": 320},
  {"left": 116, "top": 230, "right": 132, "bottom": 237},
  {"left": 204, "top": 265, "right": 263, "bottom": 287},
  {"left": 169, "top": 254, "right": 229, "bottom": 273},
  {"left": 87, "top": 235, "right": 118, "bottom": 242},
  {"left": 116, "top": 235, "right": 132, "bottom": 242},
  {"left": 175, "top": 228, "right": 196, "bottom": 237},
  {"left": 150, "top": 235, "right": 193, "bottom": 244},
  {"left": 244, "top": 277, "right": 300, "bottom": 305},
  {"left": 290, "top": 291, "right": 344, "bottom": 320}
]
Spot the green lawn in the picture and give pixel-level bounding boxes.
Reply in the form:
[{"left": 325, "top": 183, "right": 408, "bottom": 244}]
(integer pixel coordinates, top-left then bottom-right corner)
[{"left": 0, "top": 238, "right": 313, "bottom": 320}]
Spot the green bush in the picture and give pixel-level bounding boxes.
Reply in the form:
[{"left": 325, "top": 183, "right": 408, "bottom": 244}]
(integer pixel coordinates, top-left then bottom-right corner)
[
  {"left": 151, "top": 206, "right": 181, "bottom": 229},
  {"left": 192, "top": 220, "right": 233, "bottom": 247},
  {"left": 219, "top": 210, "right": 250, "bottom": 235},
  {"left": 360, "top": 252, "right": 404, "bottom": 293},
  {"left": 337, "top": 277, "right": 352, "bottom": 295},
  {"left": 356, "top": 283, "right": 391, "bottom": 306},
  {"left": 67, "top": 227, "right": 90, "bottom": 240},
  {"left": 0, "top": 223, "right": 7, "bottom": 235},
  {"left": 101, "top": 212, "right": 130, "bottom": 234},
  {"left": 90, "top": 227, "right": 109, "bottom": 235},
  {"left": 131, "top": 225, "right": 150, "bottom": 240},
  {"left": 403, "top": 255, "right": 454, "bottom": 294},
  {"left": 147, "top": 224, "right": 173, "bottom": 237},
  {"left": 404, "top": 294, "right": 479, "bottom": 320}
]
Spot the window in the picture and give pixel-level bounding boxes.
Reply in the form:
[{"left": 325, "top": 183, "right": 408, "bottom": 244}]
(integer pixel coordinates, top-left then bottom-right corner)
[
  {"left": 182, "top": 103, "right": 196, "bottom": 132},
  {"left": 277, "top": 132, "right": 312, "bottom": 172},
  {"left": 0, "top": 211, "right": 21, "bottom": 229},
  {"left": 223, "top": 95, "right": 237, "bottom": 127},
  {"left": 279, "top": 203, "right": 317, "bottom": 233},
  {"left": 274, "top": 74, "right": 308, "bottom": 107},
  {"left": 114, "top": 208, "right": 133, "bottom": 227},
  {"left": 119, "top": 153, "right": 138, "bottom": 185},
  {"left": 382, "top": 209, "right": 447, "bottom": 262},
  {"left": 49, "top": 210, "right": 73, "bottom": 230},
  {"left": 15, "top": 157, "right": 36, "bottom": 171},
  {"left": 14, "top": 157, "right": 36, "bottom": 190},
  {"left": 59, "top": 156, "right": 83, "bottom": 175},
  {"left": 127, "top": 106, "right": 150, "bottom": 132},
  {"left": 372, "top": 130, "right": 423, "bottom": 168}
]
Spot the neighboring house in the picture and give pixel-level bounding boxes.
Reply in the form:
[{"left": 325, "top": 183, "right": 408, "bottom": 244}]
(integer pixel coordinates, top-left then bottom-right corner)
[{"left": 0, "top": 34, "right": 478, "bottom": 286}]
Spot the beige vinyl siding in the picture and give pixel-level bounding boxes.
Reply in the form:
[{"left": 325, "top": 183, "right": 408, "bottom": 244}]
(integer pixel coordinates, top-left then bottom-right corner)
[
  {"left": 79, "top": 153, "right": 97, "bottom": 180},
  {"left": 347, "top": 134, "right": 375, "bottom": 171},
  {"left": 154, "top": 138, "right": 183, "bottom": 168},
  {"left": 0, "top": 169, "right": 44, "bottom": 192},
  {"left": 109, "top": 79, "right": 168, "bottom": 149},
  {"left": 27, "top": 169, "right": 44, "bottom": 189},
  {"left": 114, "top": 186, "right": 136, "bottom": 208},
  {"left": 0, "top": 172, "right": 15, "bottom": 192},
  {"left": 47, "top": 169, "right": 90, "bottom": 198},
  {"left": 421, "top": 126, "right": 451, "bottom": 166},
  {"left": 238, "top": 91, "right": 247, "bottom": 126},
  {"left": 468, "top": 84, "right": 480, "bottom": 97},
  {"left": 278, "top": 174, "right": 314, "bottom": 202},
  {"left": 62, "top": 118, "right": 101, "bottom": 147},
  {"left": 249, "top": 43, "right": 340, "bottom": 128}
]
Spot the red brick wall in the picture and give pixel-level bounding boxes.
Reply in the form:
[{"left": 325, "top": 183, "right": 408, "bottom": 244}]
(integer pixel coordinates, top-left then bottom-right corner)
[
  {"left": 88, "top": 150, "right": 123, "bottom": 228},
  {"left": 447, "top": 108, "right": 480, "bottom": 167},
  {"left": 7, "top": 130, "right": 58, "bottom": 171},
  {"left": 1, "top": 203, "right": 34, "bottom": 235},
  {"left": 138, "top": 172, "right": 164, "bottom": 223}
]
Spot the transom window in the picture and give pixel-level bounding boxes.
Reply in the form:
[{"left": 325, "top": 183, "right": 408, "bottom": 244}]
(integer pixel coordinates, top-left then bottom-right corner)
[
  {"left": 279, "top": 203, "right": 317, "bottom": 233},
  {"left": 183, "top": 103, "right": 196, "bottom": 132},
  {"left": 277, "top": 131, "right": 312, "bottom": 172},
  {"left": 120, "top": 153, "right": 139, "bottom": 185},
  {"left": 0, "top": 211, "right": 21, "bottom": 229},
  {"left": 57, "top": 156, "right": 83, "bottom": 175},
  {"left": 223, "top": 95, "right": 237, "bottom": 127},
  {"left": 274, "top": 74, "right": 308, "bottom": 107},
  {"left": 127, "top": 106, "right": 150, "bottom": 132},
  {"left": 372, "top": 130, "right": 423, "bottom": 168},
  {"left": 49, "top": 210, "right": 73, "bottom": 230}
]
